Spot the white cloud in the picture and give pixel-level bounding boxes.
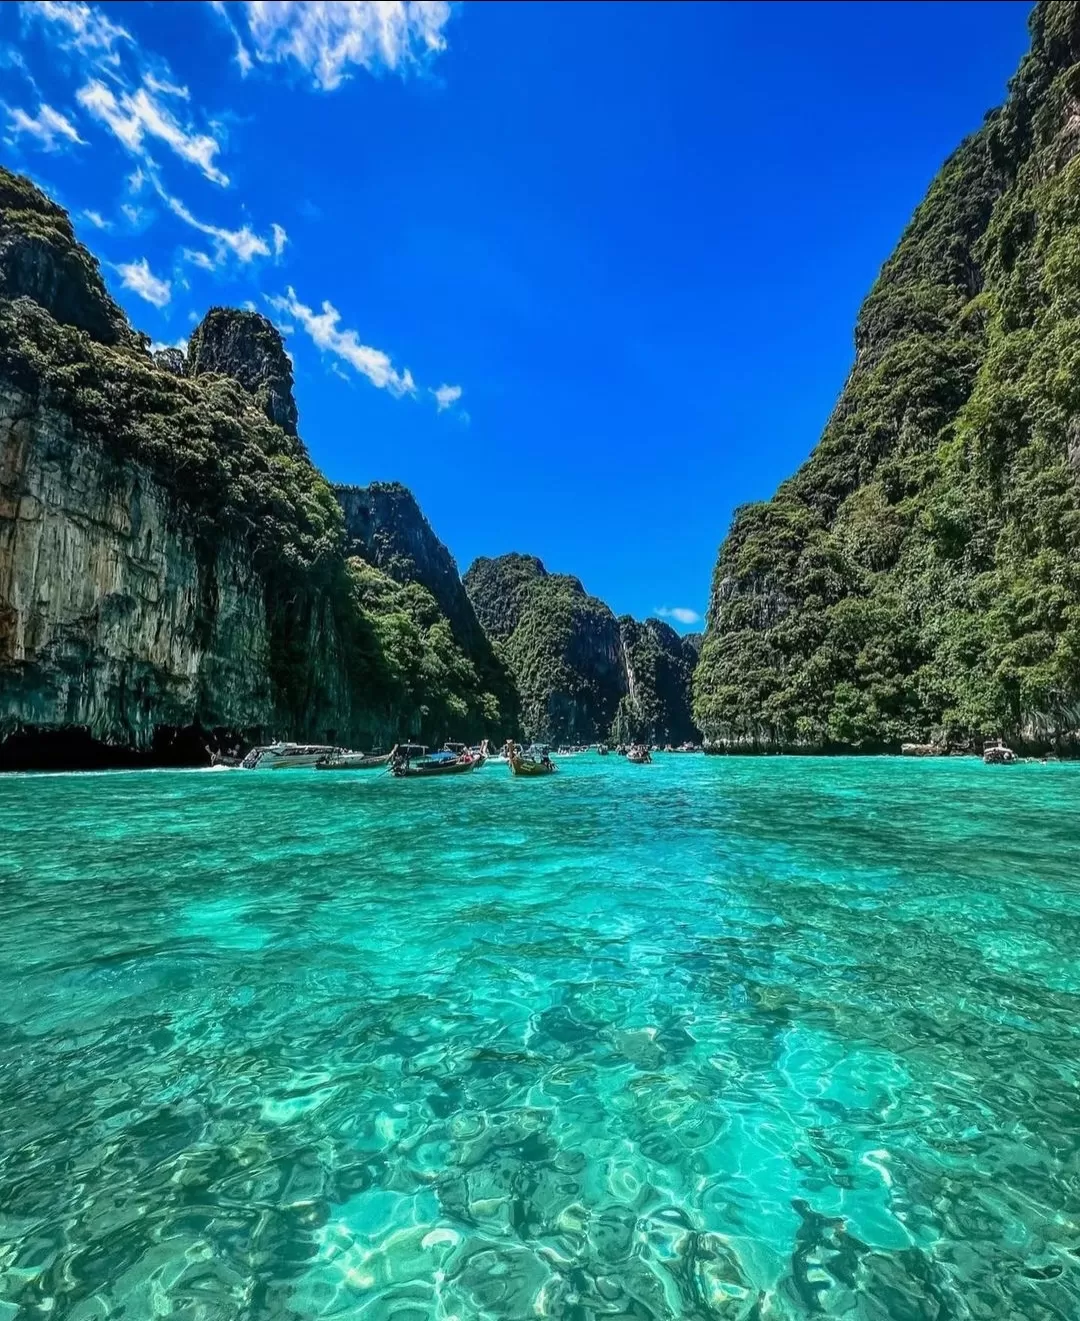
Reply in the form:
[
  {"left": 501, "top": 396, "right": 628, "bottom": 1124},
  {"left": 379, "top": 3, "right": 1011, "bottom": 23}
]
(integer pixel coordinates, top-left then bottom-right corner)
[
  {"left": 120, "top": 202, "right": 145, "bottom": 225},
  {"left": 271, "top": 222, "right": 288, "bottom": 257},
  {"left": 76, "top": 78, "right": 228, "bottom": 186},
  {"left": 0, "top": 44, "right": 39, "bottom": 94},
  {"left": 431, "top": 383, "right": 462, "bottom": 412},
  {"left": 267, "top": 287, "right": 415, "bottom": 396},
  {"left": 237, "top": 0, "right": 453, "bottom": 91},
  {"left": 22, "top": 0, "right": 132, "bottom": 65},
  {"left": 150, "top": 336, "right": 188, "bottom": 353},
  {"left": 6, "top": 102, "right": 85, "bottom": 150},
  {"left": 159, "top": 185, "right": 273, "bottom": 263},
  {"left": 656, "top": 607, "right": 701, "bottom": 626},
  {"left": 143, "top": 73, "right": 189, "bottom": 99},
  {"left": 81, "top": 208, "right": 110, "bottom": 229},
  {"left": 116, "top": 257, "right": 171, "bottom": 308},
  {"left": 182, "top": 247, "right": 216, "bottom": 271}
]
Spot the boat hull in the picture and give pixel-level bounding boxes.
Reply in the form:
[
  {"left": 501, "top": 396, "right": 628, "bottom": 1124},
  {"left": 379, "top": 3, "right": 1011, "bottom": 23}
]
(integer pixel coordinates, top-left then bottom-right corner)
[
  {"left": 242, "top": 748, "right": 340, "bottom": 770},
  {"left": 314, "top": 753, "right": 393, "bottom": 771},
  {"left": 508, "top": 757, "right": 556, "bottom": 777},
  {"left": 393, "top": 758, "right": 481, "bottom": 778}
]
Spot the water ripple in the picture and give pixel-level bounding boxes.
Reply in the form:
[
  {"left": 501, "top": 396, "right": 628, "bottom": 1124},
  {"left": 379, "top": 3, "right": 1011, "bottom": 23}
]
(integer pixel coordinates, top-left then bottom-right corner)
[{"left": 2, "top": 756, "right": 1080, "bottom": 1318}]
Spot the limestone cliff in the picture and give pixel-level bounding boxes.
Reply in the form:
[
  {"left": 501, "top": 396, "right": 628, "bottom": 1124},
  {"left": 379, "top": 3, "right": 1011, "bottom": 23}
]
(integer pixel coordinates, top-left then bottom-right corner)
[
  {"left": 694, "top": 1, "right": 1080, "bottom": 754},
  {"left": 464, "top": 554, "right": 625, "bottom": 743},
  {"left": 336, "top": 482, "right": 519, "bottom": 731},
  {"left": 0, "top": 168, "right": 513, "bottom": 766},
  {"left": 464, "top": 553, "right": 699, "bottom": 745},
  {"left": 188, "top": 306, "right": 299, "bottom": 437},
  {"left": 614, "top": 617, "right": 700, "bottom": 745}
]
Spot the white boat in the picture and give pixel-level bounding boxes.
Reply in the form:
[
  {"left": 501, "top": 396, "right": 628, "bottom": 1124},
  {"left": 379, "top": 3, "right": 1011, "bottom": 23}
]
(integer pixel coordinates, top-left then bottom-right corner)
[{"left": 240, "top": 742, "right": 343, "bottom": 770}]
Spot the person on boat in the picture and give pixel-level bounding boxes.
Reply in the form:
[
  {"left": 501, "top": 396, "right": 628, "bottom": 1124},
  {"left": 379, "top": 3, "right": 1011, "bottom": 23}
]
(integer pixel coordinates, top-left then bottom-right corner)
[{"left": 540, "top": 750, "right": 553, "bottom": 770}]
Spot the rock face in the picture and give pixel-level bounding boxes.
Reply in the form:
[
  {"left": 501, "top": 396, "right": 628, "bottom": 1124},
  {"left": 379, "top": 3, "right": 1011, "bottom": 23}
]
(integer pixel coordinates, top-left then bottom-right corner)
[
  {"left": 694, "top": 0, "right": 1080, "bottom": 755},
  {"left": 335, "top": 481, "right": 519, "bottom": 728},
  {"left": 0, "top": 167, "right": 514, "bottom": 767},
  {"left": 338, "top": 482, "right": 482, "bottom": 651},
  {"left": 464, "top": 553, "right": 700, "bottom": 745},
  {"left": 1, "top": 394, "right": 271, "bottom": 751},
  {"left": 615, "top": 617, "right": 700, "bottom": 745},
  {"left": 465, "top": 554, "right": 626, "bottom": 743},
  {"left": 187, "top": 307, "right": 299, "bottom": 436},
  {"left": 0, "top": 170, "right": 133, "bottom": 349}
]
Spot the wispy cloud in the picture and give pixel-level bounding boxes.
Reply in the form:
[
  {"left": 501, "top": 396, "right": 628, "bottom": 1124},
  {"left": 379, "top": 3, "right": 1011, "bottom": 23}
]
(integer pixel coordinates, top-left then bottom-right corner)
[
  {"left": 271, "top": 222, "right": 288, "bottom": 257},
  {"left": 656, "top": 607, "right": 701, "bottom": 626},
  {"left": 182, "top": 247, "right": 216, "bottom": 271},
  {"left": 210, "top": 1, "right": 255, "bottom": 75},
  {"left": 81, "top": 208, "right": 110, "bottom": 229},
  {"left": 116, "top": 257, "right": 171, "bottom": 308},
  {"left": 120, "top": 201, "right": 146, "bottom": 227},
  {"left": 6, "top": 102, "right": 85, "bottom": 150},
  {"left": 25, "top": 0, "right": 226, "bottom": 195},
  {"left": 431, "top": 383, "right": 462, "bottom": 412},
  {"left": 267, "top": 287, "right": 415, "bottom": 396},
  {"left": 235, "top": 0, "right": 453, "bottom": 91},
  {"left": 22, "top": 0, "right": 132, "bottom": 65},
  {"left": 76, "top": 78, "right": 229, "bottom": 185},
  {"left": 155, "top": 181, "right": 275, "bottom": 264}
]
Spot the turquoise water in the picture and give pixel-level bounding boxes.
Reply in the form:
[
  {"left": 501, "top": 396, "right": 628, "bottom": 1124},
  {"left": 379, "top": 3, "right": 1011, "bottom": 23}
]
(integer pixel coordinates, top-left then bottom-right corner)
[{"left": 2, "top": 756, "right": 1080, "bottom": 1320}]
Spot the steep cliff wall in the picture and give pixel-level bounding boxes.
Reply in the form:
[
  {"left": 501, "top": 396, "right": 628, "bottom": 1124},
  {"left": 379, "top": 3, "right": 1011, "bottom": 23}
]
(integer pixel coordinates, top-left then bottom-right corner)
[
  {"left": 464, "top": 554, "right": 699, "bottom": 745},
  {"left": 694, "top": 1, "right": 1080, "bottom": 755},
  {"left": 0, "top": 168, "right": 513, "bottom": 766},
  {"left": 0, "top": 390, "right": 272, "bottom": 759},
  {"left": 188, "top": 306, "right": 299, "bottom": 436},
  {"left": 615, "top": 617, "right": 700, "bottom": 745},
  {"left": 336, "top": 481, "right": 519, "bottom": 729},
  {"left": 464, "top": 554, "right": 626, "bottom": 743}
]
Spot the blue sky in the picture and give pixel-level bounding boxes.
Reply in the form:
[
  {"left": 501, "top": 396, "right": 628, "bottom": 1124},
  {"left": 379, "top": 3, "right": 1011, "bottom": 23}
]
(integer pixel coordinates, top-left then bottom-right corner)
[{"left": 2, "top": 1, "right": 1033, "bottom": 630}]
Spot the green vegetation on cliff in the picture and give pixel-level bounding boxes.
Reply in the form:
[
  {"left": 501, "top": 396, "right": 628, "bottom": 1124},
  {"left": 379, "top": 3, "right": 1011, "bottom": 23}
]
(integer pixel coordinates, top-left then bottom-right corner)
[
  {"left": 465, "top": 554, "right": 626, "bottom": 743},
  {"left": 0, "top": 167, "right": 511, "bottom": 752},
  {"left": 464, "top": 554, "right": 700, "bottom": 745},
  {"left": 694, "top": 1, "right": 1080, "bottom": 753},
  {"left": 336, "top": 482, "right": 519, "bottom": 731}
]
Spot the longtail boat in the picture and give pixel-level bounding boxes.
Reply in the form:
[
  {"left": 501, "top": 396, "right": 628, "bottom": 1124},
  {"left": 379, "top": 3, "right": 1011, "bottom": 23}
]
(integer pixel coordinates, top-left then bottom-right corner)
[
  {"left": 391, "top": 741, "right": 487, "bottom": 778},
  {"left": 505, "top": 741, "right": 557, "bottom": 776},
  {"left": 626, "top": 744, "right": 652, "bottom": 764},
  {"left": 314, "top": 746, "right": 397, "bottom": 771}
]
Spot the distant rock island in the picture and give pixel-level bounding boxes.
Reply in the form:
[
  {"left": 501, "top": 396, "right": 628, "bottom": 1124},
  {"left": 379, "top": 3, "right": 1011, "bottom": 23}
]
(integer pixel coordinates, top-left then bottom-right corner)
[{"left": 464, "top": 553, "right": 698, "bottom": 746}]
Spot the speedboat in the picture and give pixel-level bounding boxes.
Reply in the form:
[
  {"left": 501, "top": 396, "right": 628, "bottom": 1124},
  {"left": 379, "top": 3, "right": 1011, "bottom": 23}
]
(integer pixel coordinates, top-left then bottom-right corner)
[
  {"left": 240, "top": 742, "right": 343, "bottom": 770},
  {"left": 627, "top": 744, "right": 652, "bottom": 764}
]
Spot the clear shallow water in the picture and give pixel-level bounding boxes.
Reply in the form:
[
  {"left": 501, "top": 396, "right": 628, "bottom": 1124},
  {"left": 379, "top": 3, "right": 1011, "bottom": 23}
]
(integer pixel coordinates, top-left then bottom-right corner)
[{"left": 2, "top": 756, "right": 1080, "bottom": 1321}]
